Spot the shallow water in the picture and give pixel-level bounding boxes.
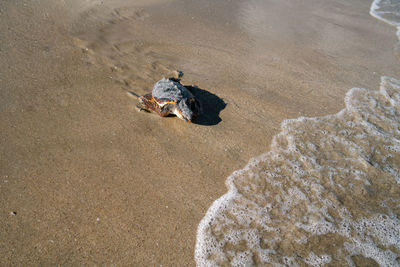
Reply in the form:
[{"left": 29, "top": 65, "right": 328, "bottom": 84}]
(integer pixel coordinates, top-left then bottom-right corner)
[
  {"left": 371, "top": 0, "right": 400, "bottom": 59},
  {"left": 196, "top": 76, "right": 400, "bottom": 266},
  {"left": 8, "top": 0, "right": 397, "bottom": 265},
  {"left": 195, "top": 1, "right": 400, "bottom": 266},
  {"left": 371, "top": 0, "right": 400, "bottom": 40},
  {"left": 70, "top": 0, "right": 400, "bottom": 265}
]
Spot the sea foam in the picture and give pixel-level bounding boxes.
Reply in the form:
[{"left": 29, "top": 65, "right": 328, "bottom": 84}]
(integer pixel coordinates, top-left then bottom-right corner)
[
  {"left": 195, "top": 76, "right": 400, "bottom": 266},
  {"left": 195, "top": 1, "right": 400, "bottom": 265},
  {"left": 370, "top": 0, "right": 400, "bottom": 41}
]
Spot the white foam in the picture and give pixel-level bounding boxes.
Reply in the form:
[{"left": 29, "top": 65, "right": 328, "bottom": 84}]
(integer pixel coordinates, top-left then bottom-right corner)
[
  {"left": 195, "top": 77, "right": 400, "bottom": 266},
  {"left": 370, "top": 0, "right": 400, "bottom": 41},
  {"left": 304, "top": 252, "right": 332, "bottom": 267},
  {"left": 195, "top": 4, "right": 400, "bottom": 263}
]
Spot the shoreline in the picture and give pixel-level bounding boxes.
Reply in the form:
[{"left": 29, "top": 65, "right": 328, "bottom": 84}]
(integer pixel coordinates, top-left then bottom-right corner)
[{"left": 1, "top": 0, "right": 399, "bottom": 265}]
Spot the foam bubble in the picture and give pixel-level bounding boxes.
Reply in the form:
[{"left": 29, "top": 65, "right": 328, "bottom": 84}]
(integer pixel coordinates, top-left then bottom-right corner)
[
  {"left": 304, "top": 252, "right": 332, "bottom": 267},
  {"left": 195, "top": 77, "right": 400, "bottom": 266}
]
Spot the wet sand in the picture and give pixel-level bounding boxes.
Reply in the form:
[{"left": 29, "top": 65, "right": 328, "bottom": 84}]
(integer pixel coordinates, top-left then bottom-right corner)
[{"left": 1, "top": 0, "right": 399, "bottom": 265}]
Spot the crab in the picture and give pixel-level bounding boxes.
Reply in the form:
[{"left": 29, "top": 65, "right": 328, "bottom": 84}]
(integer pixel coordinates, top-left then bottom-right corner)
[{"left": 136, "top": 72, "right": 201, "bottom": 122}]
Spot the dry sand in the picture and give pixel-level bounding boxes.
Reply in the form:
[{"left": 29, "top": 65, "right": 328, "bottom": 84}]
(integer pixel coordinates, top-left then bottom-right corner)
[{"left": 1, "top": 0, "right": 399, "bottom": 265}]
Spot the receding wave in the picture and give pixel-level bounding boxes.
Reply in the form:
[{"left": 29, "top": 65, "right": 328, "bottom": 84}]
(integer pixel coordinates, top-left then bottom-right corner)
[
  {"left": 195, "top": 76, "right": 400, "bottom": 266},
  {"left": 370, "top": 0, "right": 400, "bottom": 41}
]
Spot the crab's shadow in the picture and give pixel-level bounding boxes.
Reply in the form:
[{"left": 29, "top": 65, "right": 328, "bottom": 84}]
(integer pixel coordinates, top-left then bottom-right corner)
[{"left": 185, "top": 85, "right": 226, "bottom": 126}]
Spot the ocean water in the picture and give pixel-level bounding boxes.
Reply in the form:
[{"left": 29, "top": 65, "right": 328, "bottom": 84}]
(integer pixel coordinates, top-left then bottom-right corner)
[
  {"left": 196, "top": 76, "right": 400, "bottom": 266},
  {"left": 195, "top": 2, "right": 400, "bottom": 266},
  {"left": 370, "top": 0, "right": 400, "bottom": 41},
  {"left": 195, "top": 77, "right": 400, "bottom": 266}
]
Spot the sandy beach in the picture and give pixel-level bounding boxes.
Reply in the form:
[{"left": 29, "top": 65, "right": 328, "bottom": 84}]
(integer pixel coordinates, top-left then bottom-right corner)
[{"left": 1, "top": 0, "right": 400, "bottom": 265}]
